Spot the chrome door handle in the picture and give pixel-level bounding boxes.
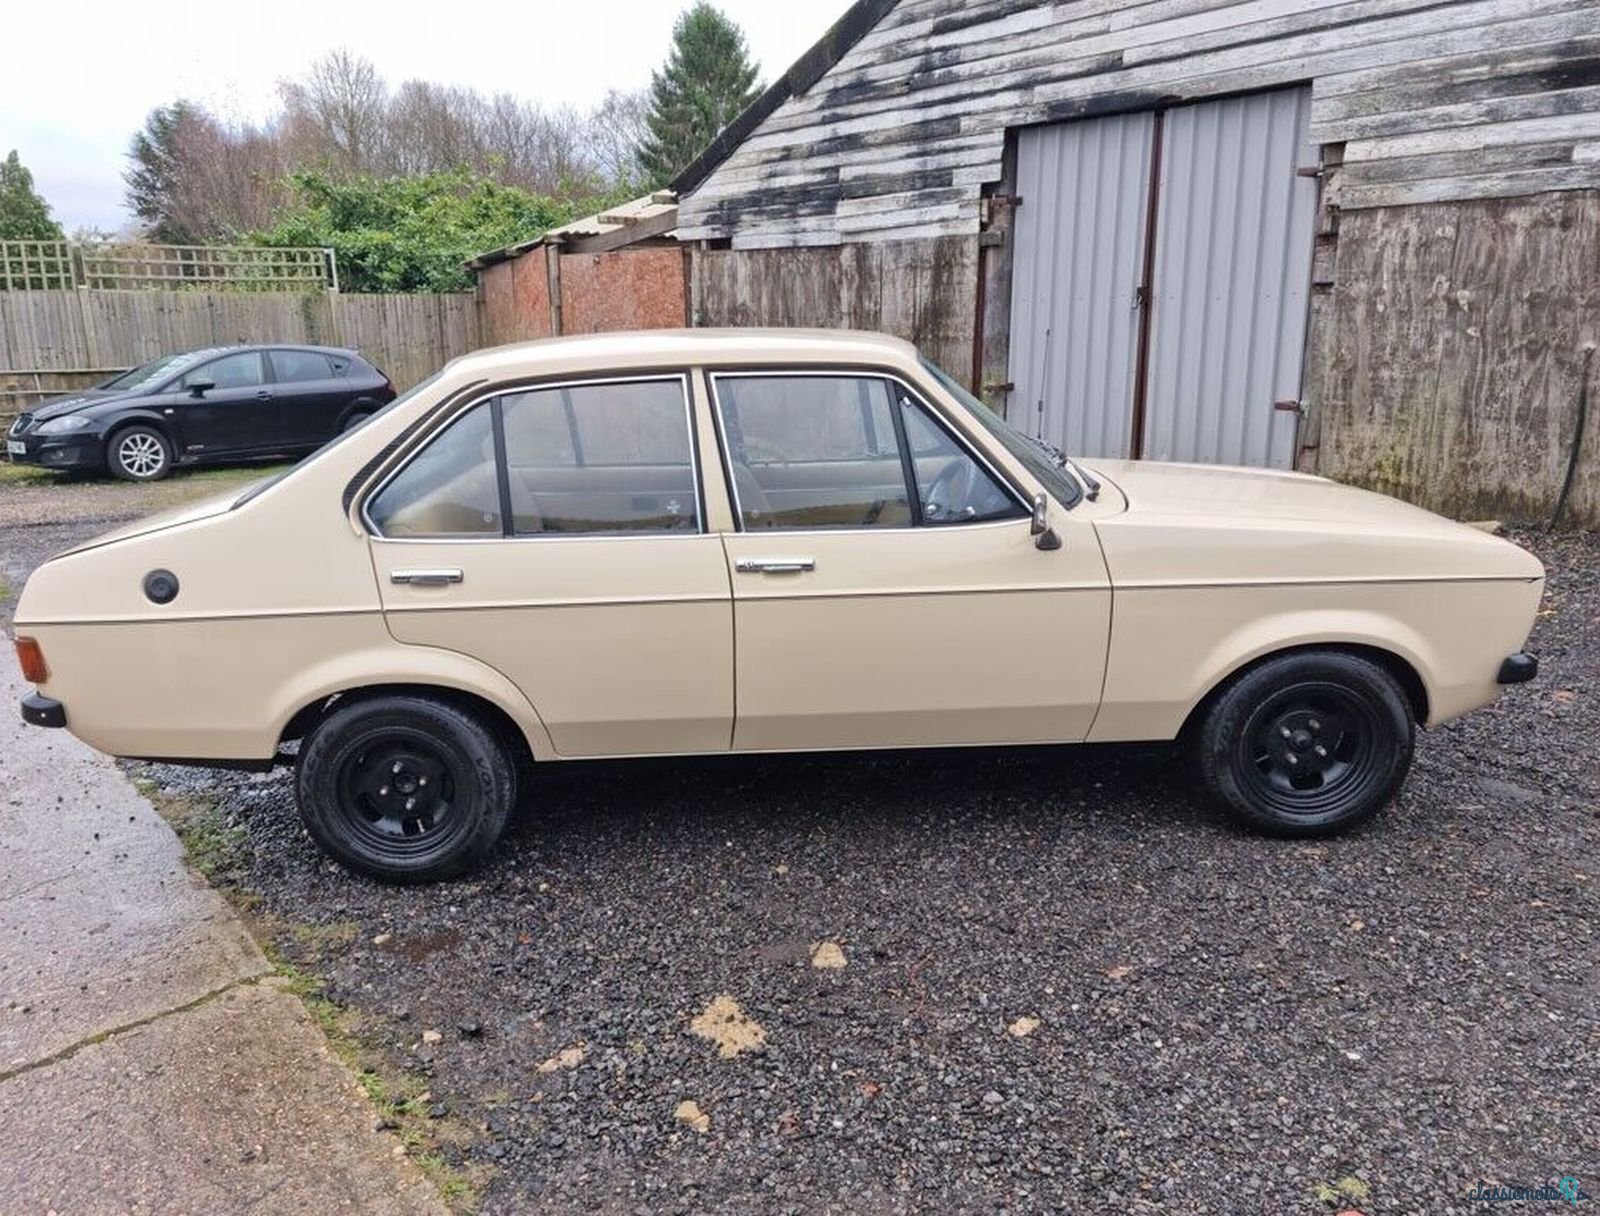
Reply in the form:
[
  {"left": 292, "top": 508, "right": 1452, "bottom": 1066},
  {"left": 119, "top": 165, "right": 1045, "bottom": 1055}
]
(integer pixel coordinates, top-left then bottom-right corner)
[
  {"left": 735, "top": 557, "right": 816, "bottom": 574},
  {"left": 390, "top": 568, "right": 463, "bottom": 586}
]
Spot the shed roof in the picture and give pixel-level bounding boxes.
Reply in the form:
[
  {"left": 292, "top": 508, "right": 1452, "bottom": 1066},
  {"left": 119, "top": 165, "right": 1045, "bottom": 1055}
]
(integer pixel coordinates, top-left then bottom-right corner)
[{"left": 467, "top": 191, "right": 680, "bottom": 269}]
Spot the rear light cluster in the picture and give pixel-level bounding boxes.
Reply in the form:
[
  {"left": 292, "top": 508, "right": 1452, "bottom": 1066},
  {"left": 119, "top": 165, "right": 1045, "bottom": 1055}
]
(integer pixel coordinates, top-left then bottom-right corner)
[{"left": 15, "top": 637, "right": 47, "bottom": 684}]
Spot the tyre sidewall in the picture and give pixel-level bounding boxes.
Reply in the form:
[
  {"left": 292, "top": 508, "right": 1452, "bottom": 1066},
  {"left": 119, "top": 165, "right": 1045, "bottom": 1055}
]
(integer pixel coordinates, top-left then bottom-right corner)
[
  {"left": 295, "top": 697, "right": 514, "bottom": 882},
  {"left": 1198, "top": 652, "right": 1414, "bottom": 837}
]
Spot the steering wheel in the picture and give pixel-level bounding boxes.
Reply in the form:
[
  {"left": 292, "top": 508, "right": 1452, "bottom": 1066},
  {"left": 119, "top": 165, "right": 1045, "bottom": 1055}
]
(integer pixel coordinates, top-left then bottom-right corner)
[{"left": 924, "top": 458, "right": 977, "bottom": 522}]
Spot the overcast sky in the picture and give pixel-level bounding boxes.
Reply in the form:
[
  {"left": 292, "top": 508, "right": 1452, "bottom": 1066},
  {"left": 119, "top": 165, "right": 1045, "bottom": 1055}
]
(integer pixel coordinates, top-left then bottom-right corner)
[{"left": 0, "top": 1, "right": 850, "bottom": 234}]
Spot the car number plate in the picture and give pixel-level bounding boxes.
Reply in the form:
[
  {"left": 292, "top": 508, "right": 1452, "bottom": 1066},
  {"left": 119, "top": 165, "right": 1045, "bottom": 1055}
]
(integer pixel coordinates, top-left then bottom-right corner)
[{"left": 6, "top": 440, "right": 25, "bottom": 456}]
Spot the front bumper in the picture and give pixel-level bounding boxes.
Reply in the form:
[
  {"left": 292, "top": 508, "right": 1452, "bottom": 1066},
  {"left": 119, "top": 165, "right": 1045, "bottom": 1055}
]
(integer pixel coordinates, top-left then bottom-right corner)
[
  {"left": 21, "top": 693, "right": 66, "bottom": 728},
  {"left": 1497, "top": 652, "right": 1539, "bottom": 684},
  {"left": 6, "top": 430, "right": 105, "bottom": 470}
]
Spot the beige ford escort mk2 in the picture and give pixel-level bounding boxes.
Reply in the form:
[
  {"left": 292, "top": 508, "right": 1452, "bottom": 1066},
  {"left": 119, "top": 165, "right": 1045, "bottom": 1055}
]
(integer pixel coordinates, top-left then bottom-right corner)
[{"left": 14, "top": 330, "right": 1543, "bottom": 881}]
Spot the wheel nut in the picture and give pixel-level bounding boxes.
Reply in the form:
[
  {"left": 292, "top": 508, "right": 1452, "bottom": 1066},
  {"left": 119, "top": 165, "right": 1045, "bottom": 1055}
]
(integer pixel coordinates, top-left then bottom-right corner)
[
  {"left": 418, "top": 777, "right": 428, "bottom": 787},
  {"left": 1308, "top": 718, "right": 1321, "bottom": 732},
  {"left": 405, "top": 797, "right": 416, "bottom": 812},
  {"left": 1314, "top": 745, "right": 1327, "bottom": 758},
  {"left": 392, "top": 761, "right": 403, "bottom": 774},
  {"left": 1286, "top": 753, "right": 1299, "bottom": 765},
  {"left": 378, "top": 785, "right": 389, "bottom": 797},
  {"left": 1280, "top": 726, "right": 1292, "bottom": 738}
]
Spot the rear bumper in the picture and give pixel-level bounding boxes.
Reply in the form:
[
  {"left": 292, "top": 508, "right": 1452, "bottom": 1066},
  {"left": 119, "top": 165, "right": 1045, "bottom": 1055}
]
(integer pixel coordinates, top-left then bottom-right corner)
[
  {"left": 1497, "top": 652, "right": 1539, "bottom": 684},
  {"left": 21, "top": 693, "right": 66, "bottom": 728}
]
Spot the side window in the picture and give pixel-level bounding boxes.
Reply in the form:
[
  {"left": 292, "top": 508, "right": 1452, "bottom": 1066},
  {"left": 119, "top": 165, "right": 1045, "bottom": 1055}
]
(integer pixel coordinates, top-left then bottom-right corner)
[
  {"left": 715, "top": 375, "right": 910, "bottom": 529},
  {"left": 269, "top": 349, "right": 334, "bottom": 383},
  {"left": 367, "top": 404, "right": 501, "bottom": 537},
  {"left": 899, "top": 395, "right": 1026, "bottom": 525},
  {"left": 185, "top": 351, "right": 264, "bottom": 390},
  {"left": 500, "top": 378, "right": 698, "bottom": 534}
]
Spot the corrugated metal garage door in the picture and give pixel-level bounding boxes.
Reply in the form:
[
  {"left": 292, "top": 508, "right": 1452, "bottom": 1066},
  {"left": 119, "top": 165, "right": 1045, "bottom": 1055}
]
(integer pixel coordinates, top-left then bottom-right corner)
[
  {"left": 1009, "top": 112, "right": 1154, "bottom": 459},
  {"left": 1007, "top": 87, "right": 1318, "bottom": 469}
]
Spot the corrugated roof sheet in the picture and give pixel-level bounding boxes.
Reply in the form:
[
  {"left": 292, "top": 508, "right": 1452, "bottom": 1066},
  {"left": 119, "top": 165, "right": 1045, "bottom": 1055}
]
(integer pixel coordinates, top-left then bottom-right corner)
[{"left": 467, "top": 192, "right": 679, "bottom": 268}]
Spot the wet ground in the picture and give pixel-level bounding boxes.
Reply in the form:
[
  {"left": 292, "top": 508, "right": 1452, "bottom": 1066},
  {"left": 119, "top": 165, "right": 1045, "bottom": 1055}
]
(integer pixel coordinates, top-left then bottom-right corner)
[{"left": 3, "top": 472, "right": 1596, "bottom": 1214}]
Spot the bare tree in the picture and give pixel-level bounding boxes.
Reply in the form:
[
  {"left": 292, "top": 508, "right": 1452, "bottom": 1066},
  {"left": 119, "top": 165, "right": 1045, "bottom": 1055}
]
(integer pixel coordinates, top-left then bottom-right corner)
[
  {"left": 586, "top": 89, "right": 651, "bottom": 191},
  {"left": 279, "top": 49, "right": 389, "bottom": 173}
]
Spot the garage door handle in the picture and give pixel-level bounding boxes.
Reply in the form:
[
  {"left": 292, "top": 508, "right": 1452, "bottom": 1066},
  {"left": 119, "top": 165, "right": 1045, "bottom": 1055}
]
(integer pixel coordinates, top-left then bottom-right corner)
[
  {"left": 735, "top": 557, "right": 816, "bottom": 574},
  {"left": 390, "top": 568, "right": 463, "bottom": 586}
]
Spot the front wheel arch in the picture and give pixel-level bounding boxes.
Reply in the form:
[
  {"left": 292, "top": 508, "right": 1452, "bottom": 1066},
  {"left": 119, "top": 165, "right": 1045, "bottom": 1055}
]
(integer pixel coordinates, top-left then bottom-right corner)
[{"left": 1178, "top": 642, "right": 1429, "bottom": 744}]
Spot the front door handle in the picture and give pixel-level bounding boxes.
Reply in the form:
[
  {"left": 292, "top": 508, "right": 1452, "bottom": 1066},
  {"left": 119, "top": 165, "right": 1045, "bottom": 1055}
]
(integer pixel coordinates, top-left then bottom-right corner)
[
  {"left": 390, "top": 568, "right": 463, "bottom": 586},
  {"left": 734, "top": 557, "right": 816, "bottom": 574}
]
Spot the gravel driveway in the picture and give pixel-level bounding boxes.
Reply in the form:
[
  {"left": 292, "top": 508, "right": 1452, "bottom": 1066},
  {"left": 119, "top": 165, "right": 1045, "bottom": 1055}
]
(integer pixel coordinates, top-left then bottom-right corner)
[{"left": 4, "top": 479, "right": 1595, "bottom": 1214}]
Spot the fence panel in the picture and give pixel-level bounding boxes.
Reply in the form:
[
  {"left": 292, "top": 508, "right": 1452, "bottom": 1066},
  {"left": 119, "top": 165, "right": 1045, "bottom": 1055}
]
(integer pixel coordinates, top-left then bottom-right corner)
[{"left": 0, "top": 289, "right": 481, "bottom": 428}]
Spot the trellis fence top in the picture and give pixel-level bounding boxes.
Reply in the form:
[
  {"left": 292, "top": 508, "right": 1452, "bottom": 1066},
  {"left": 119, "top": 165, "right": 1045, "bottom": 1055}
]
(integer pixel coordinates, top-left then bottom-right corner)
[{"left": 0, "top": 240, "right": 338, "bottom": 292}]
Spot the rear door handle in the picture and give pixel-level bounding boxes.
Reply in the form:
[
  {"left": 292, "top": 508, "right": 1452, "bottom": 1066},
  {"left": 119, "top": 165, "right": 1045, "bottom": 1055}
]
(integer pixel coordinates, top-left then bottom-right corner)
[
  {"left": 390, "top": 568, "right": 463, "bottom": 586},
  {"left": 735, "top": 557, "right": 816, "bottom": 574}
]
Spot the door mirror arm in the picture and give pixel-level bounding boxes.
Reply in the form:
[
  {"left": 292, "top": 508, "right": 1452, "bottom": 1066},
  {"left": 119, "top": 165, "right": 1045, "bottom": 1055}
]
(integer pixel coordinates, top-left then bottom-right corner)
[
  {"left": 186, "top": 379, "right": 215, "bottom": 398},
  {"left": 1030, "top": 492, "right": 1062, "bottom": 550}
]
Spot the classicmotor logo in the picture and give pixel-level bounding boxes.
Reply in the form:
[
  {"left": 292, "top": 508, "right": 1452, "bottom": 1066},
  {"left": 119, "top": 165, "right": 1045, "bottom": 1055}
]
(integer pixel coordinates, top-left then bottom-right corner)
[{"left": 1468, "top": 1177, "right": 1589, "bottom": 1205}]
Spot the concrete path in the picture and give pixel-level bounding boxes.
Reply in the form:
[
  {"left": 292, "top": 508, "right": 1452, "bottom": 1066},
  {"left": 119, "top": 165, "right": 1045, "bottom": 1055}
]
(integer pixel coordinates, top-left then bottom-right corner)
[{"left": 0, "top": 659, "right": 446, "bottom": 1215}]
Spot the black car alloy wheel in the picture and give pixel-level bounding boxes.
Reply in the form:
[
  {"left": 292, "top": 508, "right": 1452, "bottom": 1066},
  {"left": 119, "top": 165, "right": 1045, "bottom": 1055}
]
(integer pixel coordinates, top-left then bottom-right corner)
[
  {"left": 1194, "top": 650, "right": 1413, "bottom": 837},
  {"left": 334, "top": 730, "right": 467, "bottom": 860},
  {"left": 1233, "top": 681, "right": 1385, "bottom": 816}
]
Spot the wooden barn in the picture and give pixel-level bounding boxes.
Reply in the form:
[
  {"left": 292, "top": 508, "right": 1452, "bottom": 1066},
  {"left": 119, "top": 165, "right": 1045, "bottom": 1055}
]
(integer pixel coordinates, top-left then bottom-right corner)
[{"left": 664, "top": 0, "right": 1600, "bottom": 526}]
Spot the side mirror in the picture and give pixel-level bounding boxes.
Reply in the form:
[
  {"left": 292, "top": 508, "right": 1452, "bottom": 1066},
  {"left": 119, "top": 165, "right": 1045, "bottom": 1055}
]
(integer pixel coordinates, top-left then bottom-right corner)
[
  {"left": 186, "top": 378, "right": 215, "bottom": 398},
  {"left": 1031, "top": 492, "right": 1062, "bottom": 551}
]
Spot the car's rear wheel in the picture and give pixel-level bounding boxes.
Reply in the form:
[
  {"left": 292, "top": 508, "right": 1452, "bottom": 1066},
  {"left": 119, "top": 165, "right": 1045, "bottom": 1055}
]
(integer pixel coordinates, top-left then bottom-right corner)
[
  {"left": 341, "top": 411, "right": 372, "bottom": 433},
  {"left": 108, "top": 425, "right": 173, "bottom": 481},
  {"left": 295, "top": 695, "right": 514, "bottom": 882},
  {"left": 1193, "top": 650, "right": 1414, "bottom": 837}
]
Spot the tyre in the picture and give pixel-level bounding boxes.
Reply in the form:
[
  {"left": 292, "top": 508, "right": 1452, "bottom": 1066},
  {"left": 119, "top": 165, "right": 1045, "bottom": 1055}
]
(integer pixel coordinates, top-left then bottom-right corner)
[
  {"left": 341, "top": 411, "right": 372, "bottom": 433},
  {"left": 107, "top": 425, "right": 173, "bottom": 481},
  {"left": 1193, "top": 650, "right": 1414, "bottom": 837},
  {"left": 295, "top": 695, "right": 515, "bottom": 882}
]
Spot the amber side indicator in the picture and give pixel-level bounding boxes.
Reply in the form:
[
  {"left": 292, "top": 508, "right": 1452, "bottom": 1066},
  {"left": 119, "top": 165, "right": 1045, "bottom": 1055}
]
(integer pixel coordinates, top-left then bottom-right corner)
[{"left": 15, "top": 637, "right": 47, "bottom": 683}]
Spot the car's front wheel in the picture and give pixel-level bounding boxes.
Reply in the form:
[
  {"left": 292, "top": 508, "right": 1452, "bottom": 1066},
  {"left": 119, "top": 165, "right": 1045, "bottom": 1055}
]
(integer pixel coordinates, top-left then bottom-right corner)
[
  {"left": 295, "top": 695, "right": 515, "bottom": 882},
  {"left": 107, "top": 425, "right": 173, "bottom": 481},
  {"left": 1193, "top": 650, "right": 1414, "bottom": 837}
]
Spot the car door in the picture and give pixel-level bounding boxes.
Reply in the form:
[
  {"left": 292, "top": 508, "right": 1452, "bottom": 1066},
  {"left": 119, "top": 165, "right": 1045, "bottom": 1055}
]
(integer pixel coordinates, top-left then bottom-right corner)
[
  {"left": 366, "top": 372, "right": 733, "bottom": 758},
  {"left": 711, "top": 369, "right": 1112, "bottom": 752},
  {"left": 266, "top": 349, "right": 343, "bottom": 447},
  {"left": 170, "top": 350, "right": 274, "bottom": 456}
]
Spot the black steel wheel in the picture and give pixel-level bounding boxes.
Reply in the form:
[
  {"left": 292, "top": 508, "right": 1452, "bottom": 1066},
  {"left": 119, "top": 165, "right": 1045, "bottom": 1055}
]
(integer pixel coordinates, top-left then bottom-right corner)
[
  {"left": 295, "top": 695, "right": 514, "bottom": 882},
  {"left": 1194, "top": 650, "right": 1414, "bottom": 836}
]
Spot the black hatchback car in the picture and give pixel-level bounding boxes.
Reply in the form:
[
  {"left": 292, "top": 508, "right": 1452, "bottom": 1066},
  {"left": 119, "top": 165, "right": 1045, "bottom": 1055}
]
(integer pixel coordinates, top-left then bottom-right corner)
[{"left": 6, "top": 344, "right": 396, "bottom": 481}]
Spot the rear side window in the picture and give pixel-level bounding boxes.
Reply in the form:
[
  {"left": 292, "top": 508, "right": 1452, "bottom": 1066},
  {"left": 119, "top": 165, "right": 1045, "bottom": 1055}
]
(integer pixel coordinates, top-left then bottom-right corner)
[
  {"left": 366, "top": 376, "right": 699, "bottom": 538},
  {"left": 500, "top": 378, "right": 698, "bottom": 534},
  {"left": 270, "top": 350, "right": 334, "bottom": 383}
]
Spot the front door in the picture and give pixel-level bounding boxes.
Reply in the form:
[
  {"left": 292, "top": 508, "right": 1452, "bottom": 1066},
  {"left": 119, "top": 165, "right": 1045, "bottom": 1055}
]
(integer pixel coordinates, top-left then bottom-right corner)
[
  {"left": 367, "top": 373, "right": 732, "bottom": 757},
  {"left": 170, "top": 349, "right": 274, "bottom": 456},
  {"left": 710, "top": 369, "right": 1111, "bottom": 752}
]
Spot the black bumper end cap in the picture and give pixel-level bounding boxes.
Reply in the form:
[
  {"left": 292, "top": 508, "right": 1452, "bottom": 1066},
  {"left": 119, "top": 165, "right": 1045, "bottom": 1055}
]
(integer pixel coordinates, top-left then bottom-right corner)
[
  {"left": 1497, "top": 653, "right": 1539, "bottom": 684},
  {"left": 21, "top": 693, "right": 66, "bottom": 728}
]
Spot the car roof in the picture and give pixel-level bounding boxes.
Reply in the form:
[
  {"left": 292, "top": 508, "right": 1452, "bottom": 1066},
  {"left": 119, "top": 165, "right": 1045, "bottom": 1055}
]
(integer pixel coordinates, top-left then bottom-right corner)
[
  {"left": 445, "top": 328, "right": 920, "bottom": 381},
  {"left": 176, "top": 343, "right": 363, "bottom": 361}
]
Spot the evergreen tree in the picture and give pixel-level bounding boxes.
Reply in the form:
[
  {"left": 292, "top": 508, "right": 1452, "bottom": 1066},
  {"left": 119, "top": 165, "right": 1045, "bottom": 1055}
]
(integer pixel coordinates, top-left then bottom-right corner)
[
  {"left": 125, "top": 102, "right": 203, "bottom": 243},
  {"left": 637, "top": 3, "right": 761, "bottom": 187},
  {"left": 0, "top": 151, "right": 64, "bottom": 241}
]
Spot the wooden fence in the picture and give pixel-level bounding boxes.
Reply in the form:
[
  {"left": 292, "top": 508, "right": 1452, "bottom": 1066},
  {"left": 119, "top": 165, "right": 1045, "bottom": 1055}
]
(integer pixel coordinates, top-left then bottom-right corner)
[{"left": 0, "top": 289, "right": 480, "bottom": 426}]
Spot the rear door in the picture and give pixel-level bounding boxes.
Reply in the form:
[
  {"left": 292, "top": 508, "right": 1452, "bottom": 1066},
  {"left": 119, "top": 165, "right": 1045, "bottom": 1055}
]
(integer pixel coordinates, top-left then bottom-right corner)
[
  {"left": 711, "top": 369, "right": 1111, "bottom": 752},
  {"left": 367, "top": 373, "right": 732, "bottom": 757},
  {"left": 266, "top": 349, "right": 345, "bottom": 447}
]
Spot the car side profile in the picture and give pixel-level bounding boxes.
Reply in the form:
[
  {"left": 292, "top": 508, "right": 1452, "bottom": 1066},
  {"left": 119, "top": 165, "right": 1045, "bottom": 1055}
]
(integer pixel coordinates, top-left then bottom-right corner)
[
  {"left": 13, "top": 330, "right": 1544, "bottom": 881},
  {"left": 6, "top": 344, "right": 395, "bottom": 481}
]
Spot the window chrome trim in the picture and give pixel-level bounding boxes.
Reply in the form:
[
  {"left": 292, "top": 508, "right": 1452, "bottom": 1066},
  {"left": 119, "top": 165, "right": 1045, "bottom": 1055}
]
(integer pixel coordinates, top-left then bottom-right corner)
[
  {"left": 706, "top": 367, "right": 1033, "bottom": 534},
  {"left": 360, "top": 372, "right": 703, "bottom": 541}
]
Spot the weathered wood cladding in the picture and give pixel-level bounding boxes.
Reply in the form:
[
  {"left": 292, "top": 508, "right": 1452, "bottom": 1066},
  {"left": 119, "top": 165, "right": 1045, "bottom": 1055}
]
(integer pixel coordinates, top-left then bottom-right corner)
[
  {"left": 689, "top": 239, "right": 979, "bottom": 378},
  {"left": 678, "top": 0, "right": 1600, "bottom": 246},
  {"left": 1310, "top": 190, "right": 1600, "bottom": 525}
]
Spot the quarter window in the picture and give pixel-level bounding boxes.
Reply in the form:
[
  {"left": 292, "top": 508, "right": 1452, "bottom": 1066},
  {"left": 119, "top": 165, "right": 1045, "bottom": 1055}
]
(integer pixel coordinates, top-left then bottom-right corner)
[
  {"left": 367, "top": 405, "right": 502, "bottom": 537},
  {"left": 714, "top": 373, "right": 1023, "bottom": 530}
]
